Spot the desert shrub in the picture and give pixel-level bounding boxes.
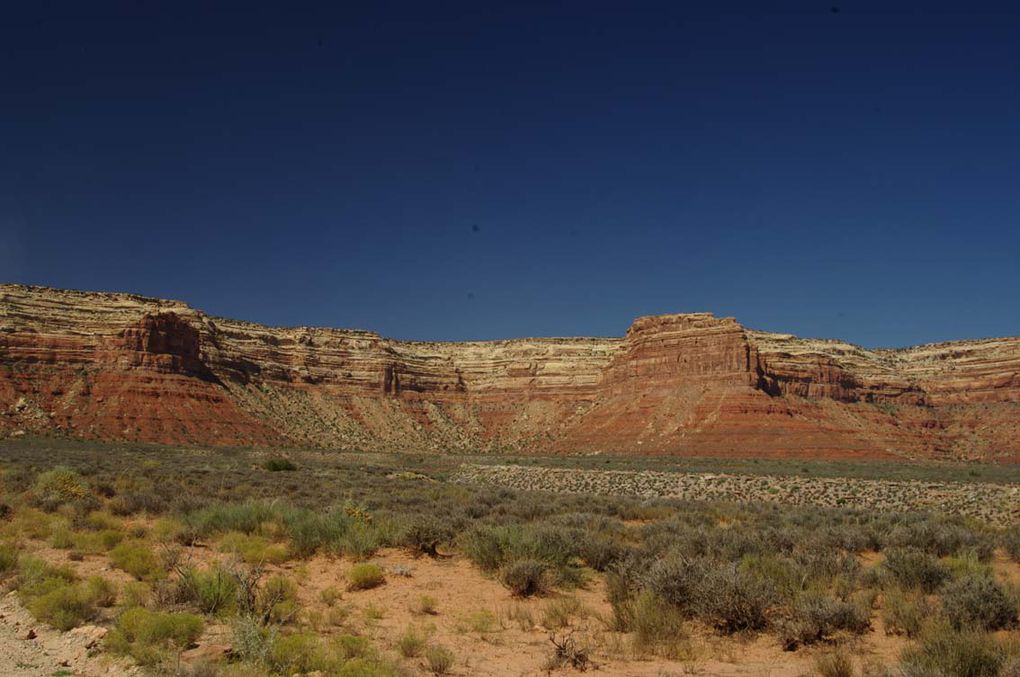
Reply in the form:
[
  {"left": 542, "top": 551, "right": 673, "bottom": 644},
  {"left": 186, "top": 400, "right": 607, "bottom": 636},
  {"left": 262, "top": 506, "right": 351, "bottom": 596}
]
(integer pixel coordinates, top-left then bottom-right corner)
[
  {"left": 121, "top": 581, "right": 151, "bottom": 608},
  {"left": 630, "top": 591, "right": 689, "bottom": 659},
  {"left": 499, "top": 558, "right": 552, "bottom": 597},
  {"left": 179, "top": 565, "right": 237, "bottom": 615},
  {"left": 815, "top": 648, "right": 855, "bottom": 677},
  {"left": 30, "top": 467, "right": 95, "bottom": 512},
  {"left": 85, "top": 576, "right": 118, "bottom": 607},
  {"left": 941, "top": 575, "right": 1017, "bottom": 631},
  {"left": 110, "top": 540, "right": 162, "bottom": 580},
  {"left": 107, "top": 607, "right": 204, "bottom": 665},
  {"left": 264, "top": 458, "right": 297, "bottom": 472},
  {"left": 231, "top": 615, "right": 277, "bottom": 665},
  {"left": 24, "top": 580, "right": 97, "bottom": 630},
  {"left": 781, "top": 593, "right": 870, "bottom": 648},
  {"left": 55, "top": 528, "right": 124, "bottom": 554},
  {"left": 886, "top": 518, "right": 995, "bottom": 560},
  {"left": 334, "top": 522, "right": 381, "bottom": 560},
  {"left": 899, "top": 624, "right": 1004, "bottom": 677},
  {"left": 643, "top": 553, "right": 706, "bottom": 613},
  {"left": 577, "top": 536, "right": 625, "bottom": 572},
  {"left": 460, "top": 523, "right": 582, "bottom": 584},
  {"left": 110, "top": 491, "right": 168, "bottom": 516},
  {"left": 219, "top": 531, "right": 289, "bottom": 565},
  {"left": 414, "top": 595, "right": 438, "bottom": 617},
  {"left": 278, "top": 503, "right": 380, "bottom": 559},
  {"left": 541, "top": 595, "right": 584, "bottom": 629},
  {"left": 16, "top": 555, "right": 76, "bottom": 594},
  {"left": 1004, "top": 527, "right": 1020, "bottom": 562},
  {"left": 0, "top": 541, "right": 18, "bottom": 575},
  {"left": 458, "top": 608, "right": 498, "bottom": 634},
  {"left": 334, "top": 634, "right": 373, "bottom": 660},
  {"left": 943, "top": 550, "right": 995, "bottom": 581},
  {"left": 347, "top": 563, "right": 385, "bottom": 591},
  {"left": 397, "top": 625, "right": 426, "bottom": 657},
  {"left": 425, "top": 644, "right": 455, "bottom": 675},
  {"left": 697, "top": 565, "right": 776, "bottom": 633},
  {"left": 882, "top": 588, "right": 935, "bottom": 638},
  {"left": 883, "top": 547, "right": 950, "bottom": 592},
  {"left": 268, "top": 632, "right": 329, "bottom": 674},
  {"left": 152, "top": 517, "right": 188, "bottom": 545},
  {"left": 260, "top": 575, "right": 299, "bottom": 624},
  {"left": 49, "top": 524, "right": 74, "bottom": 549},
  {"left": 546, "top": 632, "right": 591, "bottom": 671},
  {"left": 402, "top": 516, "right": 454, "bottom": 557},
  {"left": 185, "top": 501, "right": 278, "bottom": 539},
  {"left": 319, "top": 585, "right": 343, "bottom": 607},
  {"left": 740, "top": 553, "right": 806, "bottom": 601}
]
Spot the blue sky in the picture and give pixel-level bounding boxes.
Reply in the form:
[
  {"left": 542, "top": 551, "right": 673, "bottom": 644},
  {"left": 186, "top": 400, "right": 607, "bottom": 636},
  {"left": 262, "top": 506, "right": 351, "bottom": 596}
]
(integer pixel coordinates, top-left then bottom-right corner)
[{"left": 2, "top": 1, "right": 1018, "bottom": 346}]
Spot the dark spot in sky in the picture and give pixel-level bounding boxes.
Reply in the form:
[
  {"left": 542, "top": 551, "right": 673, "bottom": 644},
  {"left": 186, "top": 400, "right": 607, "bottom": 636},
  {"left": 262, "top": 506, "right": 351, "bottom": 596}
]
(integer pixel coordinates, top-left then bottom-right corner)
[
  {"left": 831, "top": 6, "right": 840, "bottom": 13},
  {"left": 467, "top": 292, "right": 475, "bottom": 300},
  {"left": 471, "top": 224, "right": 480, "bottom": 233}
]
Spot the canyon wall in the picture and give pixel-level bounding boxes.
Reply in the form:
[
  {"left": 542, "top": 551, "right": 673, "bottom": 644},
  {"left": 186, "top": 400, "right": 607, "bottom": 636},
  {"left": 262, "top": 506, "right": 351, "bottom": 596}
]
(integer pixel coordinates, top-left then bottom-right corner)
[{"left": 2, "top": 284, "right": 1018, "bottom": 461}]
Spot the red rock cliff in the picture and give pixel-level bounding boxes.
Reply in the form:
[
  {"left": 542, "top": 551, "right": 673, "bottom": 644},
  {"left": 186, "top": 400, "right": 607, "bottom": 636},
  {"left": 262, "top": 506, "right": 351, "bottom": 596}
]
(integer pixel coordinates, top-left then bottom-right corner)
[{"left": 2, "top": 284, "right": 1018, "bottom": 461}]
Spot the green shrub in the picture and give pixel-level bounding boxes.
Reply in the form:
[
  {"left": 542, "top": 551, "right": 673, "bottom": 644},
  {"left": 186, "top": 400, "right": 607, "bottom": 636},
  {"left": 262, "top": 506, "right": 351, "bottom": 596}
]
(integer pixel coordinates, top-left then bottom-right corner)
[
  {"left": 781, "top": 592, "right": 870, "bottom": 648},
  {"left": 0, "top": 541, "right": 18, "bottom": 576},
  {"left": 498, "top": 558, "right": 552, "bottom": 597},
  {"left": 24, "top": 581, "right": 97, "bottom": 630},
  {"left": 264, "top": 458, "right": 297, "bottom": 472},
  {"left": 120, "top": 581, "right": 151, "bottom": 608},
  {"left": 335, "top": 522, "right": 381, "bottom": 561},
  {"left": 943, "top": 550, "right": 994, "bottom": 580},
  {"left": 260, "top": 575, "right": 300, "bottom": 624},
  {"left": 268, "top": 632, "right": 328, "bottom": 674},
  {"left": 179, "top": 565, "right": 237, "bottom": 615},
  {"left": 697, "top": 565, "right": 775, "bottom": 633},
  {"left": 541, "top": 595, "right": 584, "bottom": 629},
  {"left": 899, "top": 624, "right": 1004, "bottom": 677},
  {"left": 231, "top": 615, "right": 277, "bottom": 664},
  {"left": 109, "top": 540, "right": 162, "bottom": 580},
  {"left": 630, "top": 591, "right": 689, "bottom": 659},
  {"left": 460, "top": 523, "right": 581, "bottom": 583},
  {"left": 403, "top": 516, "right": 454, "bottom": 558},
  {"left": 31, "top": 467, "right": 94, "bottom": 512},
  {"left": 643, "top": 554, "right": 706, "bottom": 613},
  {"left": 333, "top": 634, "right": 373, "bottom": 660},
  {"left": 883, "top": 547, "right": 950, "bottom": 592},
  {"left": 815, "top": 649, "right": 855, "bottom": 677},
  {"left": 218, "top": 531, "right": 289, "bottom": 565},
  {"left": 347, "top": 563, "right": 385, "bottom": 591},
  {"left": 941, "top": 575, "right": 1017, "bottom": 631},
  {"left": 740, "top": 553, "right": 805, "bottom": 601},
  {"left": 106, "top": 607, "right": 204, "bottom": 665},
  {"left": 1004, "top": 527, "right": 1020, "bottom": 562},
  {"left": 425, "top": 644, "right": 455, "bottom": 675},
  {"left": 397, "top": 625, "right": 426, "bottom": 657},
  {"left": 16, "top": 555, "right": 77, "bottom": 597},
  {"left": 415, "top": 594, "right": 437, "bottom": 615},
  {"left": 85, "top": 576, "right": 117, "bottom": 607},
  {"left": 882, "top": 588, "right": 934, "bottom": 638}
]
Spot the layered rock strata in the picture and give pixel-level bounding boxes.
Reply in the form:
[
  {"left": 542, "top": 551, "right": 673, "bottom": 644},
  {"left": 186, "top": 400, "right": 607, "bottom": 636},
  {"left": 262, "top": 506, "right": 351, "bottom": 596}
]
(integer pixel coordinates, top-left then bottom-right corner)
[{"left": 2, "top": 285, "right": 1018, "bottom": 460}]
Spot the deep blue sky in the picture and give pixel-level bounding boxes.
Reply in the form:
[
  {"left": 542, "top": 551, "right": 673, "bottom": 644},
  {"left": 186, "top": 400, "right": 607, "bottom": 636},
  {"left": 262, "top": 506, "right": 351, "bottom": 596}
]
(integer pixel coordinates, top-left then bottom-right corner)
[{"left": 3, "top": 2, "right": 1019, "bottom": 346}]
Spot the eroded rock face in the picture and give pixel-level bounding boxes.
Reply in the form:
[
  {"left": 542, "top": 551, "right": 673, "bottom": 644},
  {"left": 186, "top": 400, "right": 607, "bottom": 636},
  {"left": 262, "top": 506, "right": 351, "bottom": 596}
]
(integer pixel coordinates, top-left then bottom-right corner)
[{"left": 1, "top": 284, "right": 1018, "bottom": 460}]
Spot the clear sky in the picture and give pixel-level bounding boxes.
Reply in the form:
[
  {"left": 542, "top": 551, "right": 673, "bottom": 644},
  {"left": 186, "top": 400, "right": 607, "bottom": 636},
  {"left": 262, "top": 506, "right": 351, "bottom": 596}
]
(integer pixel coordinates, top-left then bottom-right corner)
[{"left": 3, "top": 1, "right": 1018, "bottom": 347}]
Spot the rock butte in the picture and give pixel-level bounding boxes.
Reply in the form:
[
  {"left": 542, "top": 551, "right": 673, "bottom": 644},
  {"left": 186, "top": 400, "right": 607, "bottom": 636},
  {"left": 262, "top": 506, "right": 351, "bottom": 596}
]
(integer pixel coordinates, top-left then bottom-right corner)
[{"left": 1, "top": 284, "right": 1018, "bottom": 461}]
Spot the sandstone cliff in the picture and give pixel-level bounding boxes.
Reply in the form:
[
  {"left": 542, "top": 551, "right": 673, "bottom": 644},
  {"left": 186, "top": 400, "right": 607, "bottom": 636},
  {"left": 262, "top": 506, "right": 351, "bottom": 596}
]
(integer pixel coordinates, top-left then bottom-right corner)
[{"left": 2, "top": 284, "right": 1018, "bottom": 461}]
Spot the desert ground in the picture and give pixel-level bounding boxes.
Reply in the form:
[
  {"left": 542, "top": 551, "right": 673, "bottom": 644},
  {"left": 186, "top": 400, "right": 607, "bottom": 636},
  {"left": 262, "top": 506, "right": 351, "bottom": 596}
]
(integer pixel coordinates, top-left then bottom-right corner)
[{"left": 2, "top": 437, "right": 1020, "bottom": 676}]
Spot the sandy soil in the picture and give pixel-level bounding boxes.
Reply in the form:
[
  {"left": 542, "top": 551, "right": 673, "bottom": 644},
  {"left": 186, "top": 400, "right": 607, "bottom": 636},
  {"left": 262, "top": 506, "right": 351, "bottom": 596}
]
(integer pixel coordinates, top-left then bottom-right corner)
[
  {"left": 0, "top": 589, "right": 135, "bottom": 676},
  {"left": 22, "top": 539, "right": 1020, "bottom": 676}
]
